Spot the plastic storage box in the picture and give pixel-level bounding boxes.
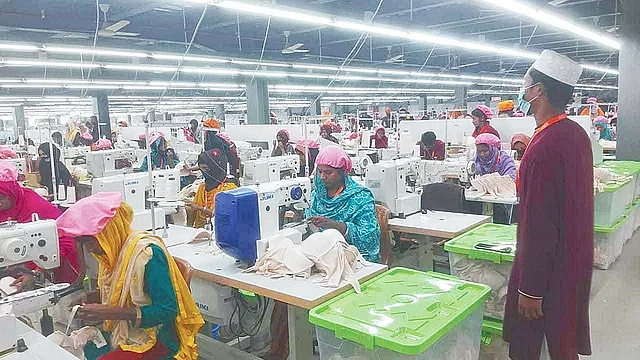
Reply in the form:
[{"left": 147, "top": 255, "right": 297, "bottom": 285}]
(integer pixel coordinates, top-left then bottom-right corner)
[
  {"left": 597, "top": 161, "right": 640, "bottom": 201},
  {"left": 445, "top": 223, "right": 517, "bottom": 321},
  {"left": 309, "top": 268, "right": 490, "bottom": 360},
  {"left": 480, "top": 319, "right": 509, "bottom": 360},
  {"left": 594, "top": 177, "right": 635, "bottom": 228},
  {"left": 593, "top": 204, "right": 637, "bottom": 270}
]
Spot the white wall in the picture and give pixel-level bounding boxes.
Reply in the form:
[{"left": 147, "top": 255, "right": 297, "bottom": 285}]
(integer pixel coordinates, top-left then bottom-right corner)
[{"left": 399, "top": 116, "right": 592, "bottom": 144}]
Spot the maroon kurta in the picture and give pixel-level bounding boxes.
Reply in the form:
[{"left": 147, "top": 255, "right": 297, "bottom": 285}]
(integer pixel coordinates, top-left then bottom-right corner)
[{"left": 504, "top": 118, "right": 594, "bottom": 360}]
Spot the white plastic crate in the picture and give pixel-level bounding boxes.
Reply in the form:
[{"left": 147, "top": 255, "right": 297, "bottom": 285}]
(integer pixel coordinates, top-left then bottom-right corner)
[
  {"left": 315, "top": 306, "right": 484, "bottom": 360},
  {"left": 450, "top": 253, "right": 512, "bottom": 321},
  {"left": 594, "top": 179, "right": 635, "bottom": 228}
]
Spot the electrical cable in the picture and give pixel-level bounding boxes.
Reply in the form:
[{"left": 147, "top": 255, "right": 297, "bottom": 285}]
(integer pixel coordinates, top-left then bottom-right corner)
[{"left": 226, "top": 289, "right": 270, "bottom": 338}]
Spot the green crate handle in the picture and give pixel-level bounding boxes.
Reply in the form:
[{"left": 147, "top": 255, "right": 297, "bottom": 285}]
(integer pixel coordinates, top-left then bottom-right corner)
[
  {"left": 467, "top": 251, "right": 503, "bottom": 264},
  {"left": 335, "top": 325, "right": 375, "bottom": 350}
]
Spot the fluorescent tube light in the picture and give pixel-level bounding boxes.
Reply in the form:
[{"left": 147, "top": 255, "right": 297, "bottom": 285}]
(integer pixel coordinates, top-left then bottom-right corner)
[
  {"left": 580, "top": 64, "right": 619, "bottom": 75},
  {"left": 44, "top": 46, "right": 149, "bottom": 58}
]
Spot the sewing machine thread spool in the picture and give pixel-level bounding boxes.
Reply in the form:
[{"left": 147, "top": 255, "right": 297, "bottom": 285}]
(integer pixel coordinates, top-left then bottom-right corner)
[
  {"left": 155, "top": 173, "right": 167, "bottom": 198},
  {"left": 165, "top": 174, "right": 179, "bottom": 201}
]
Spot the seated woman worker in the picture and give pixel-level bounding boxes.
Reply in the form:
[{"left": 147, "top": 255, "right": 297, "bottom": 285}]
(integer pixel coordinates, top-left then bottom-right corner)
[{"left": 57, "top": 192, "right": 203, "bottom": 360}]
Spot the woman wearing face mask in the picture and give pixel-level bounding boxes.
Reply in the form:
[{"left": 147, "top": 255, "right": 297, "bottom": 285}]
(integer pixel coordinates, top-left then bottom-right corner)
[
  {"left": 471, "top": 105, "right": 501, "bottom": 138},
  {"left": 0, "top": 161, "right": 78, "bottom": 290},
  {"left": 38, "top": 142, "right": 73, "bottom": 195},
  {"left": 370, "top": 126, "right": 388, "bottom": 149},
  {"left": 187, "top": 149, "right": 237, "bottom": 228},
  {"left": 57, "top": 192, "right": 203, "bottom": 360},
  {"left": 271, "top": 129, "right": 295, "bottom": 157},
  {"left": 511, "top": 133, "right": 531, "bottom": 161},
  {"left": 474, "top": 133, "right": 516, "bottom": 181}
]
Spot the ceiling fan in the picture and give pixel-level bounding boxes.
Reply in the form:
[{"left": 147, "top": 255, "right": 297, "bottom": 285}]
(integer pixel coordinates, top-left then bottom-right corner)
[
  {"left": 97, "top": 3, "right": 139, "bottom": 37},
  {"left": 281, "top": 31, "right": 309, "bottom": 54}
]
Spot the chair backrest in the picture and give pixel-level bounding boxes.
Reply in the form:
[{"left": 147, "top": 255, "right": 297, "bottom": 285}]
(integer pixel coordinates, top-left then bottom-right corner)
[
  {"left": 173, "top": 257, "right": 194, "bottom": 287},
  {"left": 421, "top": 182, "right": 466, "bottom": 213},
  {"left": 375, "top": 204, "right": 392, "bottom": 266}
]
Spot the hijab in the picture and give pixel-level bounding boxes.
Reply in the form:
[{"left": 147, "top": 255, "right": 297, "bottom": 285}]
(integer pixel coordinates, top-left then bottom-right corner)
[
  {"left": 38, "top": 142, "right": 72, "bottom": 192},
  {"left": 198, "top": 149, "right": 229, "bottom": 191},
  {"left": 594, "top": 117, "right": 613, "bottom": 141},
  {"left": 421, "top": 131, "right": 437, "bottom": 148}
]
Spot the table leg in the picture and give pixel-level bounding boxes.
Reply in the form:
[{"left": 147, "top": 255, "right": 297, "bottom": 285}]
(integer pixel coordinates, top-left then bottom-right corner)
[
  {"left": 417, "top": 235, "right": 434, "bottom": 271},
  {"left": 482, "top": 202, "right": 494, "bottom": 217},
  {"left": 287, "top": 305, "right": 314, "bottom": 360}
]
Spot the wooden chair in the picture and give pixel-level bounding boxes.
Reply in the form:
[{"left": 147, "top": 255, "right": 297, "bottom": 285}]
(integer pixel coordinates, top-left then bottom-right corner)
[
  {"left": 375, "top": 204, "right": 392, "bottom": 266},
  {"left": 174, "top": 257, "right": 194, "bottom": 287}
]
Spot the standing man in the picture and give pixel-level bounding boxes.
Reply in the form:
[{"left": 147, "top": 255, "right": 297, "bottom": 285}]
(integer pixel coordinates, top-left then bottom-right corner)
[{"left": 504, "top": 50, "right": 593, "bottom": 360}]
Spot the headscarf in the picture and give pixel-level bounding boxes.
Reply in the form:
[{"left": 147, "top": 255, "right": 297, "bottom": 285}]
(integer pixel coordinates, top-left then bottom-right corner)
[
  {"left": 315, "top": 146, "right": 352, "bottom": 173},
  {"left": 295, "top": 138, "right": 320, "bottom": 153},
  {"left": 276, "top": 129, "right": 291, "bottom": 146},
  {"left": 198, "top": 149, "right": 228, "bottom": 191},
  {"left": 475, "top": 134, "right": 512, "bottom": 178},
  {"left": 56, "top": 192, "right": 203, "bottom": 359},
  {"left": 0, "top": 146, "right": 16, "bottom": 159},
  {"left": 587, "top": 97, "right": 598, "bottom": 104},
  {"left": 421, "top": 131, "right": 437, "bottom": 148},
  {"left": 498, "top": 100, "right": 515, "bottom": 112},
  {"left": 66, "top": 122, "right": 80, "bottom": 144},
  {"left": 372, "top": 126, "right": 388, "bottom": 149},
  {"left": 474, "top": 105, "right": 493, "bottom": 119},
  {"left": 140, "top": 134, "right": 178, "bottom": 172},
  {"left": 594, "top": 118, "right": 613, "bottom": 141},
  {"left": 38, "top": 142, "right": 72, "bottom": 192},
  {"left": 511, "top": 133, "right": 531, "bottom": 149},
  {"left": 320, "top": 124, "right": 334, "bottom": 135},
  {"left": 203, "top": 118, "right": 220, "bottom": 130}
]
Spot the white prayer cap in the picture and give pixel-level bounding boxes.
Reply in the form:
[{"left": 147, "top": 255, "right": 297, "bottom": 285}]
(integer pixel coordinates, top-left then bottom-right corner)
[{"left": 529, "top": 50, "right": 583, "bottom": 87}]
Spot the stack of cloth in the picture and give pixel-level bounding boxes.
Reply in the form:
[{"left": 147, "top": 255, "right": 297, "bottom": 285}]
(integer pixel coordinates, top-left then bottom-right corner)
[{"left": 470, "top": 173, "right": 516, "bottom": 198}]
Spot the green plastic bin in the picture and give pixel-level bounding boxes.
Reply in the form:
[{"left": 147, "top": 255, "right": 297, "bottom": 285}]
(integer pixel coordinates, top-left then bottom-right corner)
[
  {"left": 480, "top": 319, "right": 509, "bottom": 360},
  {"left": 309, "top": 268, "right": 491, "bottom": 360},
  {"left": 445, "top": 223, "right": 517, "bottom": 321},
  {"left": 594, "top": 201, "right": 639, "bottom": 269},
  {"left": 597, "top": 161, "right": 640, "bottom": 201}
]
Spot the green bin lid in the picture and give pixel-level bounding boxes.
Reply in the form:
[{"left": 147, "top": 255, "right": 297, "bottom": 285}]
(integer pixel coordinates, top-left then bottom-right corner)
[
  {"left": 595, "top": 201, "right": 638, "bottom": 233},
  {"left": 309, "top": 268, "right": 491, "bottom": 356},
  {"left": 597, "top": 161, "right": 640, "bottom": 177},
  {"left": 444, "top": 223, "right": 517, "bottom": 264}
]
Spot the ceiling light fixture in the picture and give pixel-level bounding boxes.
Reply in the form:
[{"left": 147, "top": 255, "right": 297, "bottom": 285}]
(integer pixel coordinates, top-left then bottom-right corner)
[{"left": 477, "top": 0, "right": 620, "bottom": 50}]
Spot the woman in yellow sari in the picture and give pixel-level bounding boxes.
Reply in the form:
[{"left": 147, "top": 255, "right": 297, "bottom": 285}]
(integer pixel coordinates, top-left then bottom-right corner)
[
  {"left": 187, "top": 148, "right": 237, "bottom": 228},
  {"left": 56, "top": 192, "right": 203, "bottom": 360}
]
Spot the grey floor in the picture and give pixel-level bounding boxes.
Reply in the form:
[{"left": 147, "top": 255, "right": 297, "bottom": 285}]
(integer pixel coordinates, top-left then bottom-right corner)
[{"left": 589, "top": 229, "right": 640, "bottom": 359}]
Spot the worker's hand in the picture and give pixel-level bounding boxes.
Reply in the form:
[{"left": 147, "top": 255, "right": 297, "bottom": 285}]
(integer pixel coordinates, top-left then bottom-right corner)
[
  {"left": 10, "top": 274, "right": 35, "bottom": 293},
  {"left": 67, "top": 292, "right": 88, "bottom": 308},
  {"left": 518, "top": 294, "right": 544, "bottom": 321},
  {"left": 308, "top": 216, "right": 346, "bottom": 234},
  {"left": 76, "top": 304, "right": 134, "bottom": 322}
]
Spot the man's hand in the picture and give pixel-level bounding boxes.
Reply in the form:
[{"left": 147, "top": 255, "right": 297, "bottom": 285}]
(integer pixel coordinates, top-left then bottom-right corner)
[
  {"left": 308, "top": 216, "right": 346, "bottom": 234},
  {"left": 518, "top": 294, "right": 543, "bottom": 321}
]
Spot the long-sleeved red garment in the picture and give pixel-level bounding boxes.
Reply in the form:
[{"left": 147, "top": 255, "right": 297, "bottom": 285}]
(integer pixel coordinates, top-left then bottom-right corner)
[{"left": 504, "top": 117, "right": 594, "bottom": 360}]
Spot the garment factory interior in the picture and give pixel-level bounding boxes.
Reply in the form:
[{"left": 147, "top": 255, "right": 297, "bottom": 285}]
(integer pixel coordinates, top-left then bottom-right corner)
[{"left": 0, "top": 0, "right": 636, "bottom": 359}]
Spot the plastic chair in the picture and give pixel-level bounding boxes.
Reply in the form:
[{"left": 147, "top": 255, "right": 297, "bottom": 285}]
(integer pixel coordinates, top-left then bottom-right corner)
[
  {"left": 375, "top": 204, "right": 392, "bottom": 266},
  {"left": 174, "top": 257, "right": 194, "bottom": 287}
]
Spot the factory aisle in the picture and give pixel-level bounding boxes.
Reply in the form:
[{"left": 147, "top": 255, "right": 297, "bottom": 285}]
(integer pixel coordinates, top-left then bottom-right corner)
[{"left": 589, "top": 230, "right": 640, "bottom": 359}]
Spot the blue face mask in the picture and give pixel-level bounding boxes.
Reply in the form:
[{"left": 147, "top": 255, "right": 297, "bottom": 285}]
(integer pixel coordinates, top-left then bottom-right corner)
[{"left": 518, "top": 82, "right": 540, "bottom": 116}]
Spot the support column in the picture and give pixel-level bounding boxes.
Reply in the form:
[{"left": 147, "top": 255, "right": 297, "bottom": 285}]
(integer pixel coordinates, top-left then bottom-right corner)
[
  {"left": 213, "top": 104, "right": 225, "bottom": 124},
  {"left": 330, "top": 102, "right": 338, "bottom": 116},
  {"left": 246, "top": 79, "right": 270, "bottom": 124},
  {"left": 12, "top": 106, "right": 25, "bottom": 142},
  {"left": 616, "top": 0, "right": 640, "bottom": 160},
  {"left": 418, "top": 96, "right": 429, "bottom": 113},
  {"left": 454, "top": 87, "right": 468, "bottom": 108},
  {"left": 91, "top": 92, "right": 112, "bottom": 140},
  {"left": 313, "top": 95, "right": 322, "bottom": 116}
]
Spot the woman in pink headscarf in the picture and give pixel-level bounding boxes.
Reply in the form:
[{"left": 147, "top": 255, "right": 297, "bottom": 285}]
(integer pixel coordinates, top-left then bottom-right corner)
[
  {"left": 511, "top": 133, "right": 532, "bottom": 161},
  {"left": 370, "top": 126, "right": 388, "bottom": 149},
  {"left": 471, "top": 105, "right": 501, "bottom": 138},
  {"left": 475, "top": 133, "right": 516, "bottom": 181},
  {"left": 295, "top": 138, "right": 320, "bottom": 177},
  {"left": 0, "top": 161, "right": 78, "bottom": 289}
]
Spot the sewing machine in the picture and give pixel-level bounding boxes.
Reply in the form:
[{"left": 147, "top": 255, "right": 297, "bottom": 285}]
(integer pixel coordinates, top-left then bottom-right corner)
[
  {"left": 215, "top": 177, "right": 312, "bottom": 264},
  {"left": 420, "top": 159, "right": 477, "bottom": 185},
  {"left": 242, "top": 155, "right": 299, "bottom": 185},
  {"left": 63, "top": 146, "right": 91, "bottom": 166},
  {"left": 86, "top": 149, "right": 136, "bottom": 178},
  {"left": 0, "top": 218, "right": 72, "bottom": 353},
  {"left": 365, "top": 160, "right": 421, "bottom": 218},
  {"left": 235, "top": 141, "right": 263, "bottom": 162},
  {"left": 151, "top": 168, "right": 180, "bottom": 202},
  {"left": 91, "top": 172, "right": 167, "bottom": 230}
]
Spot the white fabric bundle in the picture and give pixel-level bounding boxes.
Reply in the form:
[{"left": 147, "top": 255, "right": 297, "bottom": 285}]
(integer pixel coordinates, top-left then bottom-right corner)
[
  {"left": 69, "top": 165, "right": 88, "bottom": 180},
  {"left": 177, "top": 179, "right": 203, "bottom": 202},
  {"left": 245, "top": 229, "right": 369, "bottom": 293},
  {"left": 593, "top": 167, "right": 630, "bottom": 194},
  {"left": 470, "top": 173, "right": 516, "bottom": 198}
]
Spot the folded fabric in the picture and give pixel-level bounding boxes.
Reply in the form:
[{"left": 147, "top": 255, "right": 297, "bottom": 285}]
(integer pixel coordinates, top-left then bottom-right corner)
[{"left": 470, "top": 173, "right": 516, "bottom": 198}]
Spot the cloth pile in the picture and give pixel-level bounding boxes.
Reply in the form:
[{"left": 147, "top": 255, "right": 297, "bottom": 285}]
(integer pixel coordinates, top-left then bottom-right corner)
[
  {"left": 470, "top": 173, "right": 516, "bottom": 198},
  {"left": 245, "top": 229, "right": 369, "bottom": 293},
  {"left": 593, "top": 167, "right": 629, "bottom": 194}
]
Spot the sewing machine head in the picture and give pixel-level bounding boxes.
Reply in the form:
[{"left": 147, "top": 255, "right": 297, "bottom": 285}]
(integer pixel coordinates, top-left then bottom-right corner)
[
  {"left": 420, "top": 159, "right": 476, "bottom": 185},
  {"left": 86, "top": 149, "right": 136, "bottom": 178},
  {"left": 92, "top": 173, "right": 149, "bottom": 212},
  {"left": 0, "top": 218, "right": 60, "bottom": 270},
  {"left": 215, "top": 177, "right": 311, "bottom": 264},
  {"left": 242, "top": 155, "right": 299, "bottom": 185},
  {"left": 235, "top": 141, "right": 263, "bottom": 162},
  {"left": 365, "top": 160, "right": 421, "bottom": 217}
]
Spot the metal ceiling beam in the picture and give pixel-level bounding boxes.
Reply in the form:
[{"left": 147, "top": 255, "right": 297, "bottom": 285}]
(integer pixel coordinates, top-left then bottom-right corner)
[
  {"left": 112, "top": 3, "right": 160, "bottom": 19},
  {"left": 376, "top": 0, "right": 461, "bottom": 18}
]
